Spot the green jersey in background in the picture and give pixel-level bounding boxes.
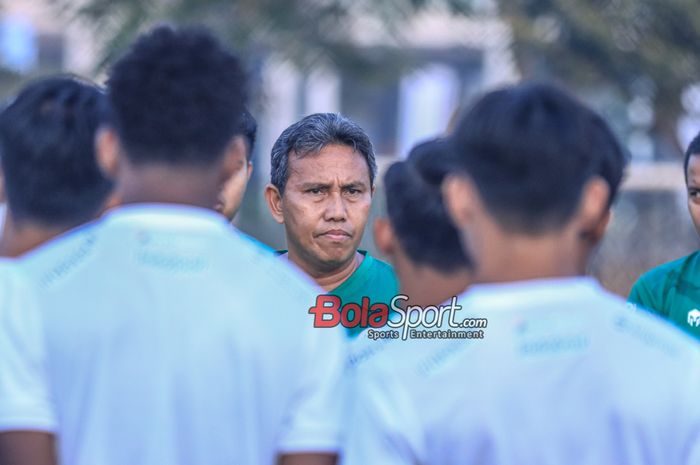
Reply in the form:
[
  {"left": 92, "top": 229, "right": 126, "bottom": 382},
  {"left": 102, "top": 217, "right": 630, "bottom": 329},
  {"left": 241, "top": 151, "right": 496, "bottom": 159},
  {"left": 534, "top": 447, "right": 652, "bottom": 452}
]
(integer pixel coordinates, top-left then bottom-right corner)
[
  {"left": 278, "top": 249, "right": 399, "bottom": 338},
  {"left": 628, "top": 251, "right": 700, "bottom": 340},
  {"left": 328, "top": 251, "right": 398, "bottom": 338}
]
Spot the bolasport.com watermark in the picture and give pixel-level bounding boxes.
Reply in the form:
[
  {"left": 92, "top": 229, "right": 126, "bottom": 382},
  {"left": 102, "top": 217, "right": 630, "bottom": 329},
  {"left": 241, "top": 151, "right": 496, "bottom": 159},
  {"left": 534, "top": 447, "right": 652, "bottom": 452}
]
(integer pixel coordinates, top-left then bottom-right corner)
[{"left": 308, "top": 294, "right": 487, "bottom": 341}]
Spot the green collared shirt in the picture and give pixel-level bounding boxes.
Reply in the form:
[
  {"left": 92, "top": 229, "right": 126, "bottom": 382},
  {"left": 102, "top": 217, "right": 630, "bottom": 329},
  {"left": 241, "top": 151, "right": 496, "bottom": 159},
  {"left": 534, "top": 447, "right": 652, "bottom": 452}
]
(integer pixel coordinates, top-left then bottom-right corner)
[
  {"left": 277, "top": 250, "right": 399, "bottom": 338},
  {"left": 629, "top": 251, "right": 700, "bottom": 340}
]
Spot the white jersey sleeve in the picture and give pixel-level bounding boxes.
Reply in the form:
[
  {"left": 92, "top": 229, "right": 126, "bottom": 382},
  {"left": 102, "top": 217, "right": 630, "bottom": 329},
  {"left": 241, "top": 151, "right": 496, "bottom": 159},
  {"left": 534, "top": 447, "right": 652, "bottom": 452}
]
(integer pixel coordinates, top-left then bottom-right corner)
[
  {"left": 672, "top": 352, "right": 700, "bottom": 465},
  {"left": 0, "top": 266, "right": 56, "bottom": 432},
  {"left": 276, "top": 290, "right": 348, "bottom": 453}
]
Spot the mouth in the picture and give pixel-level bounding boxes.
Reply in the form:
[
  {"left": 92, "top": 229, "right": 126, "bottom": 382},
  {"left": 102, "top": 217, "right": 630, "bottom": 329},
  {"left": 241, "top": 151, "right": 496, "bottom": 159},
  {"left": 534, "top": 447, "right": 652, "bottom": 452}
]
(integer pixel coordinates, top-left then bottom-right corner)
[{"left": 317, "top": 229, "right": 353, "bottom": 241}]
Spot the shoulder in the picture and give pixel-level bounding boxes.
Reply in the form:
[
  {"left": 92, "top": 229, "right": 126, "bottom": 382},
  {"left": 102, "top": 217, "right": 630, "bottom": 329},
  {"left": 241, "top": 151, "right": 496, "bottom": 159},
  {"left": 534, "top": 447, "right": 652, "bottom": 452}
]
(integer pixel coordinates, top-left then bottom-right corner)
[
  {"left": 634, "top": 251, "right": 700, "bottom": 290},
  {"left": 18, "top": 221, "right": 101, "bottom": 289},
  {"left": 362, "top": 252, "right": 398, "bottom": 283},
  {"left": 235, "top": 230, "right": 275, "bottom": 253},
  {"left": 628, "top": 251, "right": 700, "bottom": 312},
  {"left": 607, "top": 295, "right": 700, "bottom": 364}
]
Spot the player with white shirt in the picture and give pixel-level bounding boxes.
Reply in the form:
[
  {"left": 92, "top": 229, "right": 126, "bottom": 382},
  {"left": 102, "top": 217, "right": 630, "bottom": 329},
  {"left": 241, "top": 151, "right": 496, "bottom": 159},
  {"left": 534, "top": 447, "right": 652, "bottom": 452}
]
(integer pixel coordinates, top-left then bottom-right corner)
[
  {"left": 343, "top": 83, "right": 700, "bottom": 465},
  {"left": 0, "top": 26, "right": 345, "bottom": 465},
  {"left": 0, "top": 76, "right": 113, "bottom": 257}
]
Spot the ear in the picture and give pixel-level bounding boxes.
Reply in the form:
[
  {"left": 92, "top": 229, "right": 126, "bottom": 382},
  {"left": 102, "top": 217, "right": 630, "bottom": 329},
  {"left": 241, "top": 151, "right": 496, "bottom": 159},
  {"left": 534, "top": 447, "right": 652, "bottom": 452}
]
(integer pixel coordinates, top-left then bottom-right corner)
[
  {"left": 246, "top": 161, "right": 254, "bottom": 183},
  {"left": 96, "top": 127, "right": 121, "bottom": 180},
  {"left": 442, "top": 174, "right": 477, "bottom": 230},
  {"left": 590, "top": 209, "right": 612, "bottom": 244},
  {"left": 265, "top": 183, "right": 285, "bottom": 224},
  {"left": 220, "top": 136, "right": 247, "bottom": 182},
  {"left": 577, "top": 176, "right": 611, "bottom": 245},
  {"left": 373, "top": 217, "right": 395, "bottom": 258}
]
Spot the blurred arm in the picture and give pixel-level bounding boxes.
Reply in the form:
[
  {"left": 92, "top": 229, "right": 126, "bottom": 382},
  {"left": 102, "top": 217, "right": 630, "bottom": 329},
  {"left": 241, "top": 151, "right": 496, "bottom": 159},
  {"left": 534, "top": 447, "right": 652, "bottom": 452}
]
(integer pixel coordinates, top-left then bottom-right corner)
[
  {"left": 278, "top": 452, "right": 337, "bottom": 465},
  {"left": 0, "top": 431, "right": 57, "bottom": 465}
]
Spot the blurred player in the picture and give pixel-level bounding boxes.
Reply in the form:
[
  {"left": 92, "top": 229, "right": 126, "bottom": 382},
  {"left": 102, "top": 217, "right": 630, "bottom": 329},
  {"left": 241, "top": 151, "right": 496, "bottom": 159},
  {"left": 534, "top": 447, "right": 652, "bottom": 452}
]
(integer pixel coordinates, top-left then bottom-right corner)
[
  {"left": 215, "top": 108, "right": 256, "bottom": 220},
  {"left": 0, "top": 76, "right": 113, "bottom": 257},
  {"left": 374, "top": 138, "right": 471, "bottom": 308},
  {"left": 0, "top": 26, "right": 344, "bottom": 465},
  {"left": 629, "top": 132, "right": 700, "bottom": 339},
  {"left": 265, "top": 113, "right": 398, "bottom": 337},
  {"left": 343, "top": 83, "right": 700, "bottom": 465},
  {"left": 214, "top": 108, "right": 272, "bottom": 251}
]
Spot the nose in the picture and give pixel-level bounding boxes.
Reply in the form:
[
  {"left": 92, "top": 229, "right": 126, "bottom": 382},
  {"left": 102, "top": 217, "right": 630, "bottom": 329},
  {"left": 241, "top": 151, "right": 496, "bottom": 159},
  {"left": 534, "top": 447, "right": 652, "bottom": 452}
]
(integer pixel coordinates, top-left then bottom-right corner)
[{"left": 323, "top": 191, "right": 348, "bottom": 222}]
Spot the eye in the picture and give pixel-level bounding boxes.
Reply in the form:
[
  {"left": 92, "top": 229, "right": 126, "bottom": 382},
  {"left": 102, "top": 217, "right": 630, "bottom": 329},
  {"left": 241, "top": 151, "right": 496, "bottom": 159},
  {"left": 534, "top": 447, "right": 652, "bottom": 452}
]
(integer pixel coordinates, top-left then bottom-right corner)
[
  {"left": 345, "top": 187, "right": 361, "bottom": 195},
  {"left": 307, "top": 187, "right": 325, "bottom": 195},
  {"left": 689, "top": 188, "right": 700, "bottom": 198}
]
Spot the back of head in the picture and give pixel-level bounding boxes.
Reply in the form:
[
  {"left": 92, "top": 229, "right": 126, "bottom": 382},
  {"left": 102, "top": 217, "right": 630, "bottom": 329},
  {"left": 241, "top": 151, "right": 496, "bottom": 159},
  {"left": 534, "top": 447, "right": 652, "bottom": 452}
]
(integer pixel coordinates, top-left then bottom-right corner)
[
  {"left": 384, "top": 138, "right": 470, "bottom": 273},
  {"left": 0, "top": 76, "right": 112, "bottom": 228},
  {"left": 449, "top": 82, "right": 628, "bottom": 234},
  {"left": 240, "top": 108, "right": 257, "bottom": 160},
  {"left": 107, "top": 25, "right": 247, "bottom": 165}
]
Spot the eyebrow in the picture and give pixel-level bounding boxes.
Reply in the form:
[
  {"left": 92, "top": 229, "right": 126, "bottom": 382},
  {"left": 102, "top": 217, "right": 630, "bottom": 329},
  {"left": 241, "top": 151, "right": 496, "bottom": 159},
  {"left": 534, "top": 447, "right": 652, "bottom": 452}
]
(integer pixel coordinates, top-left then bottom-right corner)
[
  {"left": 298, "top": 181, "right": 369, "bottom": 190},
  {"left": 341, "top": 182, "right": 368, "bottom": 189},
  {"left": 299, "top": 182, "right": 332, "bottom": 190}
]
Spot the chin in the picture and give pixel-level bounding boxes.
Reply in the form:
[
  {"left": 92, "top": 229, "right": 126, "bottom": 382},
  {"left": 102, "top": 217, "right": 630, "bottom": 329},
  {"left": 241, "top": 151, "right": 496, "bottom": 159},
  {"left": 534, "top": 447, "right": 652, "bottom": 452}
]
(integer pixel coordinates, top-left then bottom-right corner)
[{"left": 316, "top": 246, "right": 356, "bottom": 267}]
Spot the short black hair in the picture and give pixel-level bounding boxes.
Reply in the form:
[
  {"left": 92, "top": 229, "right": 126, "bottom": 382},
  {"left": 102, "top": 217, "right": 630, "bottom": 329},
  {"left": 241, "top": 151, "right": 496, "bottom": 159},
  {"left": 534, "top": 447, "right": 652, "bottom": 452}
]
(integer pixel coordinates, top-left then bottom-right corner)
[
  {"left": 107, "top": 25, "right": 247, "bottom": 165},
  {"left": 684, "top": 131, "right": 700, "bottom": 182},
  {"left": 449, "top": 82, "right": 628, "bottom": 234},
  {"left": 240, "top": 108, "right": 257, "bottom": 160},
  {"left": 270, "top": 113, "right": 376, "bottom": 193},
  {"left": 0, "top": 76, "right": 112, "bottom": 228},
  {"left": 384, "top": 138, "right": 471, "bottom": 273}
]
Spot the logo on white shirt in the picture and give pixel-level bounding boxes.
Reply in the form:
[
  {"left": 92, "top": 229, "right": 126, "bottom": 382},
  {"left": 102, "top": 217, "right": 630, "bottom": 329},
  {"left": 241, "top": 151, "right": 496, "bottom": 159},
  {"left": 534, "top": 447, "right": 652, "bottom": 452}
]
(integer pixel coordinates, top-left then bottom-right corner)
[{"left": 687, "top": 309, "right": 700, "bottom": 327}]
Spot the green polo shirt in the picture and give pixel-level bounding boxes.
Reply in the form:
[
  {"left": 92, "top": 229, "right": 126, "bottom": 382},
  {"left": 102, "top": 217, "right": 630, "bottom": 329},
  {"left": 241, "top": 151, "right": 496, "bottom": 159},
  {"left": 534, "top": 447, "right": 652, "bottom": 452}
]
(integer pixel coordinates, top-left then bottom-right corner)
[
  {"left": 277, "top": 249, "right": 399, "bottom": 338},
  {"left": 628, "top": 251, "right": 700, "bottom": 340}
]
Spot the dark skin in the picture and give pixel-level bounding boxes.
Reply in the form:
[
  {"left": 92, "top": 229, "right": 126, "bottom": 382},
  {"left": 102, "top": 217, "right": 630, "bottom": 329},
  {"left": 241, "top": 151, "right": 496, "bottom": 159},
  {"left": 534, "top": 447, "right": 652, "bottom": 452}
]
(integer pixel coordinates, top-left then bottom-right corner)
[
  {"left": 0, "top": 129, "right": 338, "bottom": 465},
  {"left": 277, "top": 453, "right": 337, "bottom": 465},
  {"left": 0, "top": 432, "right": 56, "bottom": 465},
  {"left": 686, "top": 154, "right": 700, "bottom": 236},
  {"left": 0, "top": 218, "right": 68, "bottom": 258}
]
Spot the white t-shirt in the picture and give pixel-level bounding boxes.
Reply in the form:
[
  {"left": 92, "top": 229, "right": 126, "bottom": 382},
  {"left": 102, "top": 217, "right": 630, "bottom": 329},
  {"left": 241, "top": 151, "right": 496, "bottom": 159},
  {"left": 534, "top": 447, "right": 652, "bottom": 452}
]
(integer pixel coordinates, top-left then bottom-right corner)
[
  {"left": 344, "top": 277, "right": 700, "bottom": 465},
  {"left": 0, "top": 204, "right": 346, "bottom": 465}
]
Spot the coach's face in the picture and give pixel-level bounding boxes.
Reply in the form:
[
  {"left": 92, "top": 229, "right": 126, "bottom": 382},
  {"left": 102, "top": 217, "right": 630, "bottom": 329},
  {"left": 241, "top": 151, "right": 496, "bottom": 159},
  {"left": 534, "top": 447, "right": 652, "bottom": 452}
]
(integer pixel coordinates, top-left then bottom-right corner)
[
  {"left": 687, "top": 155, "right": 700, "bottom": 235},
  {"left": 268, "top": 144, "right": 373, "bottom": 272}
]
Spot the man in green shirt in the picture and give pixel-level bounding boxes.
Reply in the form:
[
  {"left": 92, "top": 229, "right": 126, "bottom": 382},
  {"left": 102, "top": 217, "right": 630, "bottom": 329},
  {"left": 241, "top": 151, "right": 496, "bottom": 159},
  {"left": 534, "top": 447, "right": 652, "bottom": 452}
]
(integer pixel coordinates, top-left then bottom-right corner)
[
  {"left": 629, "top": 133, "right": 700, "bottom": 339},
  {"left": 265, "top": 113, "right": 398, "bottom": 337}
]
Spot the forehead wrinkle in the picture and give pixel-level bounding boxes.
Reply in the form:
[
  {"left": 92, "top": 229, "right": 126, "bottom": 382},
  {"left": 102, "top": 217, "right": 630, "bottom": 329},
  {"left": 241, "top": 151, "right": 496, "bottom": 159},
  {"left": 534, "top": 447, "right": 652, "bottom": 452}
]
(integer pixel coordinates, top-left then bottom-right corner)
[{"left": 288, "top": 148, "right": 369, "bottom": 186}]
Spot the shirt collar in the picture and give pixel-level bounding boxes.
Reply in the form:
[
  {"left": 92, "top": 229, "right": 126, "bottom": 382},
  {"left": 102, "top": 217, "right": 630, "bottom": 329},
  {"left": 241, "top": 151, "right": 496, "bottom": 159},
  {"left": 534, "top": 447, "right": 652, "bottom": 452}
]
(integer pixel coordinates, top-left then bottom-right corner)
[
  {"left": 458, "top": 276, "right": 603, "bottom": 310},
  {"left": 101, "top": 203, "right": 230, "bottom": 231}
]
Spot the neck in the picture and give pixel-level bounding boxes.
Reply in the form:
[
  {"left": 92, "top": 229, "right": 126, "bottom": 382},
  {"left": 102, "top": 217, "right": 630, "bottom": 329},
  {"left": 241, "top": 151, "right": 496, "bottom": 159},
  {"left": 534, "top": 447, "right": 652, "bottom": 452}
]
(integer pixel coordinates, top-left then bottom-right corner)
[
  {"left": 395, "top": 256, "right": 471, "bottom": 307},
  {"left": 476, "top": 230, "right": 585, "bottom": 284},
  {"left": 287, "top": 249, "right": 364, "bottom": 292},
  {"left": 116, "top": 164, "right": 223, "bottom": 209},
  {"left": 0, "top": 215, "right": 70, "bottom": 257}
]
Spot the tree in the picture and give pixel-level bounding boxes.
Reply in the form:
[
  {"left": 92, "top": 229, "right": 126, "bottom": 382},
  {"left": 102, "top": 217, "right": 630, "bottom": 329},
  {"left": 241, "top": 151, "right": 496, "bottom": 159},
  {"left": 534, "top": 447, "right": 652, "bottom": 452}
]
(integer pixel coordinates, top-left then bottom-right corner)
[
  {"left": 55, "top": 0, "right": 472, "bottom": 73},
  {"left": 56, "top": 0, "right": 700, "bottom": 157},
  {"left": 499, "top": 0, "right": 700, "bottom": 157}
]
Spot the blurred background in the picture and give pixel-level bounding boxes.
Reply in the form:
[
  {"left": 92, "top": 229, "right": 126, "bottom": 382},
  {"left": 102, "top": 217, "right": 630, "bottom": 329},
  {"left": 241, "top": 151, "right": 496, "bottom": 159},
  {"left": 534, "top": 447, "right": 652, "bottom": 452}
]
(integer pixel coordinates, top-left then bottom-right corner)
[{"left": 0, "top": 0, "right": 698, "bottom": 296}]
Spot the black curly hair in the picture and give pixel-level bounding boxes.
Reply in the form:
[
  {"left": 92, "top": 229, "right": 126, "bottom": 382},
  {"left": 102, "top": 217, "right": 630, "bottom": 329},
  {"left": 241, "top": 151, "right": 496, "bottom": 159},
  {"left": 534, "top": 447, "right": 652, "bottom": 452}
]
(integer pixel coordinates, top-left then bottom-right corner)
[{"left": 107, "top": 25, "right": 247, "bottom": 166}]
